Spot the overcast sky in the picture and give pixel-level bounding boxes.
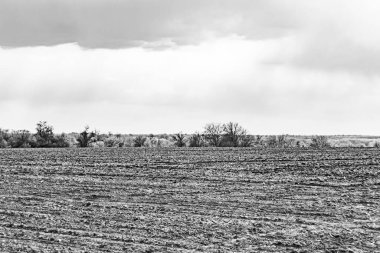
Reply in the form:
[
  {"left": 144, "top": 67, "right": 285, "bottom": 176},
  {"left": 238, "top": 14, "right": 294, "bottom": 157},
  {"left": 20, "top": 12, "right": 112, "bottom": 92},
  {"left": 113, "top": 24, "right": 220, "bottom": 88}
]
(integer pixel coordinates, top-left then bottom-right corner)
[{"left": 1, "top": 0, "right": 380, "bottom": 135}]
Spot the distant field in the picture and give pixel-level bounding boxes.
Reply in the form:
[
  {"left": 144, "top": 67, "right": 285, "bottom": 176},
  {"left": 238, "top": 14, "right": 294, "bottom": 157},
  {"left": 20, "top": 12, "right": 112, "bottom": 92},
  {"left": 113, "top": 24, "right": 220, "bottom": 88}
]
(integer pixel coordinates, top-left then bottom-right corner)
[
  {"left": 284, "top": 135, "right": 380, "bottom": 148},
  {"left": 0, "top": 148, "right": 379, "bottom": 252}
]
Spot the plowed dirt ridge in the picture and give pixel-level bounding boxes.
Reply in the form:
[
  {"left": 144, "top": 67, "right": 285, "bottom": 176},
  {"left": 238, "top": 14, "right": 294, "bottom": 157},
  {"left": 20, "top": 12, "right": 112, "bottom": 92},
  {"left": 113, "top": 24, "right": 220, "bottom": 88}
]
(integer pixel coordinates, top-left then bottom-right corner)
[{"left": 0, "top": 148, "right": 379, "bottom": 252}]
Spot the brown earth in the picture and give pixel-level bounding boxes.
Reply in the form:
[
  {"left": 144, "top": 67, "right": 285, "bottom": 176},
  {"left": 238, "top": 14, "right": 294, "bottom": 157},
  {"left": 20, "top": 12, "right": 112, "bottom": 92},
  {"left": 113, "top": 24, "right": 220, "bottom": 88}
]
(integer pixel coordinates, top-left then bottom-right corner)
[{"left": 0, "top": 148, "right": 379, "bottom": 252}]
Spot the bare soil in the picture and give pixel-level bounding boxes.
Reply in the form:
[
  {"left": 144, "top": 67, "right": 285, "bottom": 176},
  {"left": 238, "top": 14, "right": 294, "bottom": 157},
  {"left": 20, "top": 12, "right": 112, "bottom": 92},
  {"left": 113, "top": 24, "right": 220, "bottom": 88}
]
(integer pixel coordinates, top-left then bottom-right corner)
[{"left": 0, "top": 148, "right": 379, "bottom": 252}]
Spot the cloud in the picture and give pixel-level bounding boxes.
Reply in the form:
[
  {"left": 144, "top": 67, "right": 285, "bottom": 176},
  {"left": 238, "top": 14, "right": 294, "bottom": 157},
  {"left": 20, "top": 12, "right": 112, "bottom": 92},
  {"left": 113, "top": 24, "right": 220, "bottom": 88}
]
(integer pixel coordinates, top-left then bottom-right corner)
[
  {"left": 273, "top": 1, "right": 380, "bottom": 75},
  {"left": 2, "top": 0, "right": 380, "bottom": 75},
  {"left": 1, "top": 38, "right": 380, "bottom": 134},
  {"left": 0, "top": 38, "right": 261, "bottom": 106},
  {"left": 1, "top": 1, "right": 380, "bottom": 134},
  {"left": 0, "top": 0, "right": 297, "bottom": 49}
]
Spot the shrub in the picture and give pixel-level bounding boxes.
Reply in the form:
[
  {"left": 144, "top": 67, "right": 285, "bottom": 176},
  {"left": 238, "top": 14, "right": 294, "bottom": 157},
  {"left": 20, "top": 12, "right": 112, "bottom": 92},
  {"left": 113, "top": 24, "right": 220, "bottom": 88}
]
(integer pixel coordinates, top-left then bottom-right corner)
[
  {"left": 153, "top": 138, "right": 173, "bottom": 147},
  {"left": 172, "top": 133, "right": 187, "bottom": 147},
  {"left": 157, "top": 134, "right": 170, "bottom": 140},
  {"left": 149, "top": 137, "right": 160, "bottom": 147},
  {"left": 104, "top": 136, "right": 124, "bottom": 147},
  {"left": 0, "top": 129, "right": 10, "bottom": 140},
  {"left": 266, "top": 135, "right": 294, "bottom": 148},
  {"left": 49, "top": 133, "right": 71, "bottom": 148},
  {"left": 89, "top": 141, "right": 105, "bottom": 148},
  {"left": 0, "top": 139, "right": 7, "bottom": 148},
  {"left": 253, "top": 135, "right": 264, "bottom": 147},
  {"left": 8, "top": 130, "right": 34, "bottom": 148},
  {"left": 35, "top": 121, "right": 55, "bottom": 147},
  {"left": 310, "top": 136, "right": 330, "bottom": 148},
  {"left": 240, "top": 135, "right": 254, "bottom": 147},
  {"left": 0, "top": 129, "right": 10, "bottom": 148},
  {"left": 266, "top": 136, "right": 278, "bottom": 147},
  {"left": 77, "top": 126, "right": 97, "bottom": 147},
  {"left": 133, "top": 136, "right": 146, "bottom": 147},
  {"left": 189, "top": 132, "right": 205, "bottom": 147},
  {"left": 143, "top": 137, "right": 152, "bottom": 147},
  {"left": 121, "top": 136, "right": 134, "bottom": 147}
]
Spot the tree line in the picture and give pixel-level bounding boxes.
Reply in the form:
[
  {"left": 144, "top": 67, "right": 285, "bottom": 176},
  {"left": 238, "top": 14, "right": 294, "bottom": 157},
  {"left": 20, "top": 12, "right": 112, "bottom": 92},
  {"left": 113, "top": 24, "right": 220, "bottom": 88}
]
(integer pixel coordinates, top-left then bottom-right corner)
[{"left": 0, "top": 121, "right": 332, "bottom": 148}]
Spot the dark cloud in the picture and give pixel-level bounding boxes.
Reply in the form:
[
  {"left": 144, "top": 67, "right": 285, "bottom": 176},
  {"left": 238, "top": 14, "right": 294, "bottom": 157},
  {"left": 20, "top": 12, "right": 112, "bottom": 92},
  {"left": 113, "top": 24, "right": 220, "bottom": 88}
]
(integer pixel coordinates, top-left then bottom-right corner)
[
  {"left": 2, "top": 0, "right": 380, "bottom": 75},
  {"left": 0, "top": 0, "right": 297, "bottom": 49},
  {"left": 2, "top": 0, "right": 380, "bottom": 134}
]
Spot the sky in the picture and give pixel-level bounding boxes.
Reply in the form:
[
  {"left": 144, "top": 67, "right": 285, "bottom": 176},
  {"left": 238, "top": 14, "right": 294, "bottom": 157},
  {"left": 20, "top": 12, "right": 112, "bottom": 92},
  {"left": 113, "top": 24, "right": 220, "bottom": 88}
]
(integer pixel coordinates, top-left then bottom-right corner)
[{"left": 1, "top": 0, "right": 380, "bottom": 135}]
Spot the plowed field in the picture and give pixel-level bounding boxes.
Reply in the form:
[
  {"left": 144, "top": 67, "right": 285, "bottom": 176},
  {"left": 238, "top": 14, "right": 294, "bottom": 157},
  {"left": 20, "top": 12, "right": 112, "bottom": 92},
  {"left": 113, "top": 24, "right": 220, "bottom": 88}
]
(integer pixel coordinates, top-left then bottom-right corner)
[{"left": 0, "top": 148, "right": 379, "bottom": 252}]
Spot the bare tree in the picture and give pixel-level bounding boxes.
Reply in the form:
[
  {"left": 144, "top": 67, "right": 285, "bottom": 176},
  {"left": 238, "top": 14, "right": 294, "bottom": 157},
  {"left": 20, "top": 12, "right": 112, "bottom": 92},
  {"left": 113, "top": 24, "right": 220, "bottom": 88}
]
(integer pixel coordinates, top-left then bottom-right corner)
[
  {"left": 172, "top": 133, "right": 187, "bottom": 147},
  {"left": 77, "top": 126, "right": 96, "bottom": 147},
  {"left": 222, "top": 122, "right": 248, "bottom": 147},
  {"left": 203, "top": 123, "right": 223, "bottom": 147},
  {"left": 35, "top": 121, "right": 54, "bottom": 147},
  {"left": 189, "top": 132, "right": 205, "bottom": 147}
]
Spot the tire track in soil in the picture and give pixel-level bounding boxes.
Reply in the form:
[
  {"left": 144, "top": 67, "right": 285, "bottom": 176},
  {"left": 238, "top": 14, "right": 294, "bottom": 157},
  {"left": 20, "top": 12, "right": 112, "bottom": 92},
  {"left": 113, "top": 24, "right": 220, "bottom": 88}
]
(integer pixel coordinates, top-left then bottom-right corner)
[
  {"left": 0, "top": 225, "right": 194, "bottom": 250},
  {"left": 1, "top": 148, "right": 380, "bottom": 252}
]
